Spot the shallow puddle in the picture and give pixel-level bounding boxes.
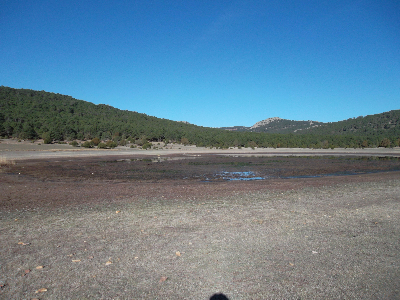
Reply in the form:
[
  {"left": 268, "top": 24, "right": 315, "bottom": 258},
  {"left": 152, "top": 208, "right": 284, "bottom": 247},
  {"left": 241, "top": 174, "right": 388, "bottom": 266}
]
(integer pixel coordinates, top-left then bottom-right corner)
[
  {"left": 203, "top": 169, "right": 398, "bottom": 182},
  {"left": 210, "top": 171, "right": 265, "bottom": 181}
]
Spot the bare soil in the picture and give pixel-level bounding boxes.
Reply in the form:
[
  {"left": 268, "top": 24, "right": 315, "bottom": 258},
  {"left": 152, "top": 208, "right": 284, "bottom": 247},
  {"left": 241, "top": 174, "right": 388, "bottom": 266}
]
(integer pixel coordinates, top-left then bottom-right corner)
[{"left": 1, "top": 148, "right": 400, "bottom": 299}]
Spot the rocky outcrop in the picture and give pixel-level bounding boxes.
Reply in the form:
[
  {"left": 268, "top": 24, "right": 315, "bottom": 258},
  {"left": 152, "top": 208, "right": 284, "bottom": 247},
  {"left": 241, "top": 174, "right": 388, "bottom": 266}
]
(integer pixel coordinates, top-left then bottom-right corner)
[{"left": 250, "top": 117, "right": 282, "bottom": 129}]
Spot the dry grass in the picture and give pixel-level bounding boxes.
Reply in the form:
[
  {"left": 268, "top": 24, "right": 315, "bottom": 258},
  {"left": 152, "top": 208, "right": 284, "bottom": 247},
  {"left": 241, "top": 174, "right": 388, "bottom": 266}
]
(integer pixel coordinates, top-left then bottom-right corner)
[{"left": 0, "top": 156, "right": 15, "bottom": 172}]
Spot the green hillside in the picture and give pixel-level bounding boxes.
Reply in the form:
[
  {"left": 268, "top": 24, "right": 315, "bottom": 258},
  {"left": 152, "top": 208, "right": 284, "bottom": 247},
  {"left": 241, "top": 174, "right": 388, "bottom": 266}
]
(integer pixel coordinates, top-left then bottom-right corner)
[
  {"left": 223, "top": 112, "right": 400, "bottom": 136},
  {"left": 0, "top": 86, "right": 399, "bottom": 149},
  {"left": 304, "top": 111, "right": 400, "bottom": 137},
  {"left": 0, "top": 86, "right": 219, "bottom": 144},
  {"left": 252, "top": 119, "right": 324, "bottom": 133}
]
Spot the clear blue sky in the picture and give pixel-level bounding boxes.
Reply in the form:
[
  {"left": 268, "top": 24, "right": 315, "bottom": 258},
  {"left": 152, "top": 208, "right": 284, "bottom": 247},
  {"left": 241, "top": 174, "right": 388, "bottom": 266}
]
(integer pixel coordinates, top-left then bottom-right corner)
[{"left": 1, "top": 1, "right": 399, "bottom": 127}]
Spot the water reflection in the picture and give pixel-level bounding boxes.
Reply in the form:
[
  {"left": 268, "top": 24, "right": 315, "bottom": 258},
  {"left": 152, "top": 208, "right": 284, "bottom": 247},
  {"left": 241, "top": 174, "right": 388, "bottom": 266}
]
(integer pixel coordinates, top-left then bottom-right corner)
[{"left": 214, "top": 171, "right": 265, "bottom": 181}]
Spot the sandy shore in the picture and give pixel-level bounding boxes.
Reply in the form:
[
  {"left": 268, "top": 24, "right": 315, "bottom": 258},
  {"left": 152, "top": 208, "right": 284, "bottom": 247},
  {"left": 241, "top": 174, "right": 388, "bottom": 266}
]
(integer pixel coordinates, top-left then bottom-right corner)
[{"left": 1, "top": 139, "right": 399, "bottom": 161}]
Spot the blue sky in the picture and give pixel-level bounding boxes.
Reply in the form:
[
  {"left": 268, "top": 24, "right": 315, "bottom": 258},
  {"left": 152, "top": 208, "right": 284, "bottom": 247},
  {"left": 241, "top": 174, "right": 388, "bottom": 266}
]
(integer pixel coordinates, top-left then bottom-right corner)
[{"left": 1, "top": 1, "right": 399, "bottom": 127}]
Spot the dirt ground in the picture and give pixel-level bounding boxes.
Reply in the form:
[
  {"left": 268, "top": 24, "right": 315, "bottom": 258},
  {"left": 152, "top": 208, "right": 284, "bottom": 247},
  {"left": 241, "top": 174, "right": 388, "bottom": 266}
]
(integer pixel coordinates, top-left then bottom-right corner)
[{"left": 1, "top": 143, "right": 400, "bottom": 299}]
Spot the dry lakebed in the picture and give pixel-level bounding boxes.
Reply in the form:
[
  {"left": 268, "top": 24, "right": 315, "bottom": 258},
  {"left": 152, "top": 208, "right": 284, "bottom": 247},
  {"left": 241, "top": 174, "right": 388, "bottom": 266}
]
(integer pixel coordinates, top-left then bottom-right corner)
[{"left": 1, "top": 140, "right": 400, "bottom": 299}]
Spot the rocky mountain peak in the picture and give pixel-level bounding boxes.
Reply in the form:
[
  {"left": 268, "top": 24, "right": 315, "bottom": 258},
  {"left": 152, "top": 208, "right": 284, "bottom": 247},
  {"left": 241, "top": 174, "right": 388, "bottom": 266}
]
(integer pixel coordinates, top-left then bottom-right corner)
[{"left": 250, "top": 117, "right": 282, "bottom": 129}]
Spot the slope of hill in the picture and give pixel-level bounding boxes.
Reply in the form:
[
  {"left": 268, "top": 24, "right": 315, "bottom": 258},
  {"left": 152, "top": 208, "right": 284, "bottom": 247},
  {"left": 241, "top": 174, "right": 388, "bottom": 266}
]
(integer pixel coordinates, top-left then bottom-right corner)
[
  {"left": 222, "top": 112, "right": 400, "bottom": 137},
  {"left": 304, "top": 111, "right": 400, "bottom": 137},
  {"left": 220, "top": 118, "right": 322, "bottom": 133},
  {"left": 0, "top": 86, "right": 221, "bottom": 144},
  {"left": 250, "top": 117, "right": 324, "bottom": 133},
  {"left": 0, "top": 86, "right": 399, "bottom": 149}
]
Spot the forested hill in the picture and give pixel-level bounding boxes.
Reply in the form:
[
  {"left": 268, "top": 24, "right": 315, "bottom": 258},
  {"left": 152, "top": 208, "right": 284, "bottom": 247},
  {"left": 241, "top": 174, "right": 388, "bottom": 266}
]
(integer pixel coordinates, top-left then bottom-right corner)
[
  {"left": 0, "top": 86, "right": 223, "bottom": 145},
  {"left": 222, "top": 112, "right": 400, "bottom": 137},
  {"left": 301, "top": 111, "right": 400, "bottom": 137},
  {"left": 221, "top": 118, "right": 324, "bottom": 133},
  {"left": 0, "top": 86, "right": 399, "bottom": 149}
]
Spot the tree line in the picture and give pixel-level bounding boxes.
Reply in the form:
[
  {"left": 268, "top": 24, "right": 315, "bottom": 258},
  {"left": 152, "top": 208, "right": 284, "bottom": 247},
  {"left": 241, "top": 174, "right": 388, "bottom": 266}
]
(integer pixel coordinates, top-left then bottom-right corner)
[{"left": 0, "top": 86, "right": 399, "bottom": 148}]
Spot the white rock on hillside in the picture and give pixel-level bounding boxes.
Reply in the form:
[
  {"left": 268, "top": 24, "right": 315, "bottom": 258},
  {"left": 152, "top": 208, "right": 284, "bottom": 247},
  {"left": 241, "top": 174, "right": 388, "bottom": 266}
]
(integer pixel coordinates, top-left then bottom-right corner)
[{"left": 250, "top": 117, "right": 282, "bottom": 129}]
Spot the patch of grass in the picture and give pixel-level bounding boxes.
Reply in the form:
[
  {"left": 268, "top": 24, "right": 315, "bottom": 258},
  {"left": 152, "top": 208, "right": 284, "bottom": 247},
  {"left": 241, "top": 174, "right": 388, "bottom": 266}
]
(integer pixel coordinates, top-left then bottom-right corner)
[
  {"left": 0, "top": 156, "right": 15, "bottom": 172},
  {"left": 0, "top": 156, "right": 15, "bottom": 166}
]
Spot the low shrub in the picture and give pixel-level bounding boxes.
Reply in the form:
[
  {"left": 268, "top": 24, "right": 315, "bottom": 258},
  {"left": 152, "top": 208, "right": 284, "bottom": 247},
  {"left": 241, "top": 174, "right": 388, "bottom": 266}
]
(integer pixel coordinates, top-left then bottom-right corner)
[
  {"left": 106, "top": 140, "right": 117, "bottom": 149},
  {"left": 142, "top": 142, "right": 152, "bottom": 150},
  {"left": 81, "top": 141, "right": 93, "bottom": 148},
  {"left": 42, "top": 132, "right": 52, "bottom": 144},
  {"left": 91, "top": 137, "right": 100, "bottom": 146},
  {"left": 98, "top": 142, "right": 107, "bottom": 149}
]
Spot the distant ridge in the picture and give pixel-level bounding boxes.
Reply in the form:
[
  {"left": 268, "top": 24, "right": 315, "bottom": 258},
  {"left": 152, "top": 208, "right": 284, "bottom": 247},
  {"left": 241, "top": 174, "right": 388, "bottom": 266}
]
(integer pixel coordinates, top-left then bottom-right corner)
[
  {"left": 221, "top": 118, "right": 324, "bottom": 133},
  {"left": 221, "top": 111, "right": 400, "bottom": 137}
]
